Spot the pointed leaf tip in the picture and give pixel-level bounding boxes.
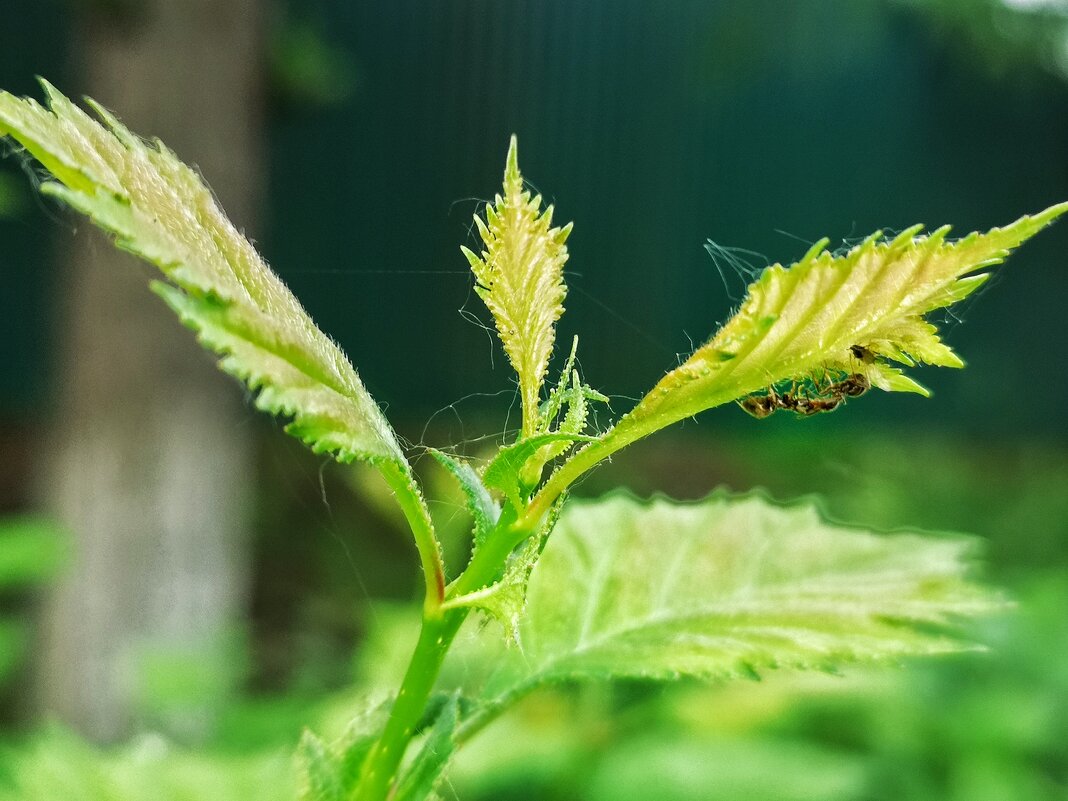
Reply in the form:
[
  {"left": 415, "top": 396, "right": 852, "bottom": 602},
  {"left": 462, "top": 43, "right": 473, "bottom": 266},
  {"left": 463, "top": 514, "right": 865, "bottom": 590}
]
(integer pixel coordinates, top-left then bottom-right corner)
[
  {"left": 467, "top": 133, "right": 572, "bottom": 438},
  {"left": 1033, "top": 199, "right": 1068, "bottom": 228},
  {"left": 0, "top": 85, "right": 413, "bottom": 475},
  {"left": 506, "top": 134, "right": 519, "bottom": 178},
  {"left": 606, "top": 202, "right": 1068, "bottom": 442}
]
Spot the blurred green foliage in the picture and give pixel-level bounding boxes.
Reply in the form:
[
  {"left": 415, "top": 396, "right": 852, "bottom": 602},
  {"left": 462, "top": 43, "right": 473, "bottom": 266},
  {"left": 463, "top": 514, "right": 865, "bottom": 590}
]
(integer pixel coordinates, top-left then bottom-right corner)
[
  {"left": 0, "top": 729, "right": 293, "bottom": 801},
  {"left": 2, "top": 574, "right": 1062, "bottom": 800},
  {"left": 268, "top": 11, "right": 358, "bottom": 111},
  {"left": 898, "top": 0, "right": 1068, "bottom": 81},
  {"left": 568, "top": 430, "right": 1068, "bottom": 575},
  {"left": 0, "top": 518, "right": 63, "bottom": 688},
  {"left": 0, "top": 518, "right": 64, "bottom": 589},
  {"left": 434, "top": 572, "right": 1068, "bottom": 800},
  {"left": 0, "top": 2, "right": 1065, "bottom": 798},
  {"left": 243, "top": 431, "right": 1065, "bottom": 801},
  {"left": 0, "top": 437, "right": 1063, "bottom": 800},
  {"left": 132, "top": 634, "right": 250, "bottom": 745}
]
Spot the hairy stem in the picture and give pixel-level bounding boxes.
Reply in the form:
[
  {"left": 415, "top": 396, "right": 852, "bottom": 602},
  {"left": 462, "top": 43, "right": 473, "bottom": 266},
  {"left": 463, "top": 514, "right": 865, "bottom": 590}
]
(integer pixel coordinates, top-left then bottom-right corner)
[
  {"left": 379, "top": 461, "right": 445, "bottom": 612},
  {"left": 518, "top": 425, "right": 643, "bottom": 529},
  {"left": 356, "top": 414, "right": 673, "bottom": 798},
  {"left": 519, "top": 382, "right": 746, "bottom": 528},
  {"left": 521, "top": 385, "right": 539, "bottom": 441},
  {"left": 355, "top": 513, "right": 538, "bottom": 800},
  {"left": 356, "top": 397, "right": 699, "bottom": 800},
  {"left": 353, "top": 609, "right": 466, "bottom": 801}
]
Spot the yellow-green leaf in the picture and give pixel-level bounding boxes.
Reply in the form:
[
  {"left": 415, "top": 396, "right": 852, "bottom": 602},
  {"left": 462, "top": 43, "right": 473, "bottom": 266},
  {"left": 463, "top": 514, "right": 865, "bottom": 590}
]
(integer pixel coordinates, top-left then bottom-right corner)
[
  {"left": 611, "top": 204, "right": 1068, "bottom": 444},
  {"left": 461, "top": 136, "right": 572, "bottom": 438},
  {"left": 477, "top": 492, "right": 1001, "bottom": 698},
  {"left": 0, "top": 82, "right": 406, "bottom": 469}
]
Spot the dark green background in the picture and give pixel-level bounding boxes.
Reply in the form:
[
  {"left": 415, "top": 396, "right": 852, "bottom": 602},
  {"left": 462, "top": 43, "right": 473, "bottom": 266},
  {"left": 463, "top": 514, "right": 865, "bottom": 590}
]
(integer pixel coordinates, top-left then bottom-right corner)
[
  {"left": 2, "top": 6, "right": 1068, "bottom": 799},
  {"left": 2, "top": 0, "right": 1066, "bottom": 439}
]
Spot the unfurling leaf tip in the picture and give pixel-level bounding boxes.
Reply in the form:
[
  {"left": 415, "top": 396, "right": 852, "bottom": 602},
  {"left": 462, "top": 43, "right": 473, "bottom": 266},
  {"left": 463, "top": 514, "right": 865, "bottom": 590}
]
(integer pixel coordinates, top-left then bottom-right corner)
[{"left": 505, "top": 134, "right": 519, "bottom": 182}]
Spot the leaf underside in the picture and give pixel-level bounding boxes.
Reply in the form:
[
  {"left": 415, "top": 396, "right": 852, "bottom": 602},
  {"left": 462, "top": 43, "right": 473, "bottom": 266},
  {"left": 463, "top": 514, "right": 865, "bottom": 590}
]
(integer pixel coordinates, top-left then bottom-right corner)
[
  {"left": 0, "top": 82, "right": 407, "bottom": 471},
  {"left": 480, "top": 492, "right": 1001, "bottom": 696},
  {"left": 613, "top": 203, "right": 1068, "bottom": 440},
  {"left": 429, "top": 449, "right": 500, "bottom": 547}
]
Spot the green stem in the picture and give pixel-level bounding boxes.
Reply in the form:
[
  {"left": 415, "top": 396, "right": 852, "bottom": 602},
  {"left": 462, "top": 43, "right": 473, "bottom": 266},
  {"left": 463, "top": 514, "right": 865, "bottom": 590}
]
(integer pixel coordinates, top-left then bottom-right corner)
[
  {"left": 445, "top": 519, "right": 527, "bottom": 599},
  {"left": 521, "top": 384, "right": 538, "bottom": 441},
  {"left": 519, "top": 383, "right": 747, "bottom": 530},
  {"left": 358, "top": 354, "right": 818, "bottom": 799},
  {"left": 353, "top": 609, "right": 467, "bottom": 801},
  {"left": 357, "top": 396, "right": 707, "bottom": 799},
  {"left": 517, "top": 423, "right": 645, "bottom": 530},
  {"left": 379, "top": 461, "right": 445, "bottom": 613},
  {"left": 355, "top": 514, "right": 537, "bottom": 801}
]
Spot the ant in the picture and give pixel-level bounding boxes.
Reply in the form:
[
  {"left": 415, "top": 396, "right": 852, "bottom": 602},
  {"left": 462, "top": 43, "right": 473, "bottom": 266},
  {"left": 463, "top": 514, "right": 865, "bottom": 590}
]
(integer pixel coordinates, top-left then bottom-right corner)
[
  {"left": 739, "top": 391, "right": 779, "bottom": 419},
  {"left": 738, "top": 367, "right": 871, "bottom": 419},
  {"left": 791, "top": 394, "right": 842, "bottom": 416},
  {"left": 738, "top": 383, "right": 819, "bottom": 419},
  {"left": 836, "top": 373, "right": 871, "bottom": 398}
]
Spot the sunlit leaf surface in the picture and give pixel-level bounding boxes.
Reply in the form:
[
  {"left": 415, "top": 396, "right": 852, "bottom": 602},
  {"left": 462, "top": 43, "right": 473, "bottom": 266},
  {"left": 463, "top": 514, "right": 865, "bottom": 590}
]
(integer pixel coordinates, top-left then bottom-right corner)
[
  {"left": 484, "top": 493, "right": 1000, "bottom": 693},
  {"left": 0, "top": 83, "right": 407, "bottom": 469},
  {"left": 607, "top": 204, "right": 1068, "bottom": 444},
  {"left": 461, "top": 136, "right": 572, "bottom": 438}
]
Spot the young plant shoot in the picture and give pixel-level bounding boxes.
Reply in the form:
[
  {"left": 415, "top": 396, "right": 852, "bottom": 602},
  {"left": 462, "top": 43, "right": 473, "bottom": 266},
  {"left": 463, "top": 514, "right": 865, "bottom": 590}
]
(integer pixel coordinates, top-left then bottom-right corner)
[{"left": 1, "top": 83, "right": 1063, "bottom": 801}]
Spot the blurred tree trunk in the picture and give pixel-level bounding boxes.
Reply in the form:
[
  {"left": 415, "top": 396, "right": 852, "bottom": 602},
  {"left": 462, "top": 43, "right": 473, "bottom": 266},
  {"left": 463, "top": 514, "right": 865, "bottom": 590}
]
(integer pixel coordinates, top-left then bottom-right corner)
[{"left": 37, "top": 0, "right": 263, "bottom": 742}]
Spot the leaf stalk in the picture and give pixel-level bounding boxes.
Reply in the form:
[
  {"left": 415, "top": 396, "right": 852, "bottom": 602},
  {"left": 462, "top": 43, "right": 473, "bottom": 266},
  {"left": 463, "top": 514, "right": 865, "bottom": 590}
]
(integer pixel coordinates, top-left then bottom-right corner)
[{"left": 378, "top": 461, "right": 446, "bottom": 613}]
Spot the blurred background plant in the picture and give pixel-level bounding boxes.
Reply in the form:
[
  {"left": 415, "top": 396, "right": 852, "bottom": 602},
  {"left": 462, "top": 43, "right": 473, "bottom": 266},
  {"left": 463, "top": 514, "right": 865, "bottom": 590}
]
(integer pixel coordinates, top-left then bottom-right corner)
[
  {"left": 0, "top": 518, "right": 63, "bottom": 706},
  {"left": 1, "top": 0, "right": 1066, "bottom": 798}
]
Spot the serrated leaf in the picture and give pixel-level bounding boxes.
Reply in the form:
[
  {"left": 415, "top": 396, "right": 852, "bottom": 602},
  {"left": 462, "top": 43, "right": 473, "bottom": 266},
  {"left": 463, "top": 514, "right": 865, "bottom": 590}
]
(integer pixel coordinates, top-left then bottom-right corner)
[
  {"left": 296, "top": 731, "right": 345, "bottom": 801},
  {"left": 392, "top": 693, "right": 461, "bottom": 801},
  {"left": 0, "top": 83, "right": 407, "bottom": 470},
  {"left": 537, "top": 335, "right": 582, "bottom": 429},
  {"left": 447, "top": 498, "right": 564, "bottom": 645},
  {"left": 549, "top": 375, "right": 608, "bottom": 443},
  {"left": 609, "top": 205, "right": 1068, "bottom": 440},
  {"left": 470, "top": 536, "right": 542, "bottom": 646},
  {"left": 296, "top": 699, "right": 390, "bottom": 801},
  {"left": 462, "top": 136, "right": 572, "bottom": 438},
  {"left": 524, "top": 336, "right": 609, "bottom": 484},
  {"left": 529, "top": 375, "right": 591, "bottom": 474},
  {"left": 480, "top": 492, "right": 1000, "bottom": 697},
  {"left": 428, "top": 450, "right": 500, "bottom": 548}
]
